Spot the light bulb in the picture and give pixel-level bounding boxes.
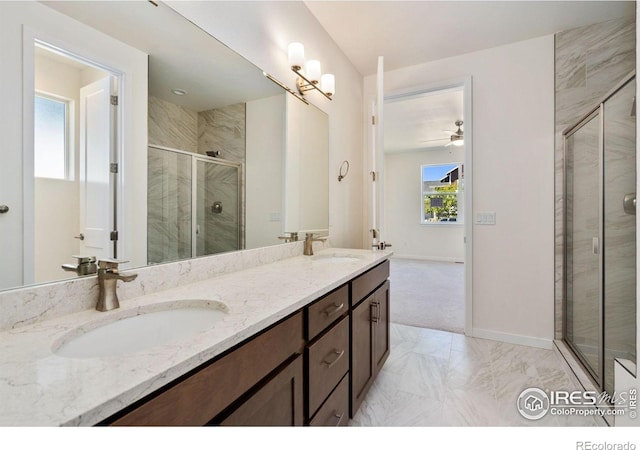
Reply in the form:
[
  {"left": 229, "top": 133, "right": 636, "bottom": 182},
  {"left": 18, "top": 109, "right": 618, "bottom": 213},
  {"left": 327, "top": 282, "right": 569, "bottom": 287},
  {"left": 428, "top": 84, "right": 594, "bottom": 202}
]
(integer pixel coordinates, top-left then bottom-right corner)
[
  {"left": 288, "top": 43, "right": 304, "bottom": 71},
  {"left": 305, "top": 60, "right": 321, "bottom": 83},
  {"left": 321, "top": 74, "right": 335, "bottom": 96}
]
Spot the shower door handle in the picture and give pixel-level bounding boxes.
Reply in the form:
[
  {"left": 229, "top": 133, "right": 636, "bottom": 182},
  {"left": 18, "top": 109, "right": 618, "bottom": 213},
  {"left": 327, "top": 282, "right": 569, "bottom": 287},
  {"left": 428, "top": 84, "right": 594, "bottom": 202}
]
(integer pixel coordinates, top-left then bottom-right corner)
[
  {"left": 623, "top": 193, "right": 636, "bottom": 215},
  {"left": 592, "top": 237, "right": 600, "bottom": 255}
]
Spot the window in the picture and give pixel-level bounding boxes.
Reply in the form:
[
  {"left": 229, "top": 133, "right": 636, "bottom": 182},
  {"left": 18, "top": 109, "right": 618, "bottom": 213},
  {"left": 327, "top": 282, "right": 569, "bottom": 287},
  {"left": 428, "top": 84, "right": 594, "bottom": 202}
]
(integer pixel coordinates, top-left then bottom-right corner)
[
  {"left": 421, "top": 163, "right": 464, "bottom": 224},
  {"left": 34, "top": 94, "right": 71, "bottom": 179}
]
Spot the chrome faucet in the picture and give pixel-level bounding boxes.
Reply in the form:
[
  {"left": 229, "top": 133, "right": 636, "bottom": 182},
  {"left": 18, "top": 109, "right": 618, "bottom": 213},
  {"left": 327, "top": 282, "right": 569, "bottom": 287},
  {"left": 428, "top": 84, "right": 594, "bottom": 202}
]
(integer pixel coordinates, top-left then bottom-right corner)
[
  {"left": 96, "top": 259, "right": 138, "bottom": 312},
  {"left": 304, "top": 233, "right": 327, "bottom": 256}
]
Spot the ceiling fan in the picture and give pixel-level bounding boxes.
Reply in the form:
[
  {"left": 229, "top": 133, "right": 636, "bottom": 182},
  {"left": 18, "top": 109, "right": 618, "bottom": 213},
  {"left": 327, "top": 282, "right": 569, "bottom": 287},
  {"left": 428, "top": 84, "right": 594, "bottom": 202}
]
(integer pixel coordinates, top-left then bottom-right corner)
[{"left": 444, "top": 120, "right": 464, "bottom": 147}]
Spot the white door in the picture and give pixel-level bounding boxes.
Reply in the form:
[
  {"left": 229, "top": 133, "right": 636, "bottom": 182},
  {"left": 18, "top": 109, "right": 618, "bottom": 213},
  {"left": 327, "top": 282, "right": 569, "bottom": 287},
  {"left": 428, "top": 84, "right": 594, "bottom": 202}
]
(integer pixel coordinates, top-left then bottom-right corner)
[
  {"left": 79, "top": 77, "right": 115, "bottom": 260},
  {"left": 368, "top": 56, "right": 385, "bottom": 247}
]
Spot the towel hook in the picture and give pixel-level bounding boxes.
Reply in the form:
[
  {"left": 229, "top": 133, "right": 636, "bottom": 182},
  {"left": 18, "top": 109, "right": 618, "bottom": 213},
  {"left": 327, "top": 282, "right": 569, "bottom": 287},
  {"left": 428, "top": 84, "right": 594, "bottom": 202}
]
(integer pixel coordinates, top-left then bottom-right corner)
[{"left": 338, "top": 160, "right": 350, "bottom": 182}]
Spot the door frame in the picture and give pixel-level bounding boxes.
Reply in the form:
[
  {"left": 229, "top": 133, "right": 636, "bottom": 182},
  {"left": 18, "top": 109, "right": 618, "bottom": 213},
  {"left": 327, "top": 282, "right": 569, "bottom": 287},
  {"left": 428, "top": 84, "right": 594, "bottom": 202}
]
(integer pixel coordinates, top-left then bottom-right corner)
[{"left": 368, "top": 75, "right": 474, "bottom": 335}]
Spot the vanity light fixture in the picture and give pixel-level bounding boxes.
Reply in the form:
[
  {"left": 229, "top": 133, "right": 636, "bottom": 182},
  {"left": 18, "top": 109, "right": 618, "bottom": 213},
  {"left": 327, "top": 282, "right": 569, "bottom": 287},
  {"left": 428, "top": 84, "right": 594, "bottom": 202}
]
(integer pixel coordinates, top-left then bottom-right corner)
[
  {"left": 288, "top": 42, "right": 334, "bottom": 100},
  {"left": 171, "top": 88, "right": 187, "bottom": 96}
]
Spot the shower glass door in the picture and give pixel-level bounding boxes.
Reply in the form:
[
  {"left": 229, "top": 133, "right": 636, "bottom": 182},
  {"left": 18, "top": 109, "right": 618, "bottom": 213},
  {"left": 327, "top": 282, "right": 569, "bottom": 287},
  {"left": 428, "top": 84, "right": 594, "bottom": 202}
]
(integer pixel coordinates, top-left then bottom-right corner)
[
  {"left": 564, "top": 74, "right": 637, "bottom": 395},
  {"left": 147, "top": 146, "right": 192, "bottom": 265},
  {"left": 148, "top": 145, "right": 242, "bottom": 264},
  {"left": 195, "top": 159, "right": 241, "bottom": 257},
  {"left": 565, "top": 110, "right": 602, "bottom": 383},
  {"left": 603, "top": 77, "right": 637, "bottom": 395}
]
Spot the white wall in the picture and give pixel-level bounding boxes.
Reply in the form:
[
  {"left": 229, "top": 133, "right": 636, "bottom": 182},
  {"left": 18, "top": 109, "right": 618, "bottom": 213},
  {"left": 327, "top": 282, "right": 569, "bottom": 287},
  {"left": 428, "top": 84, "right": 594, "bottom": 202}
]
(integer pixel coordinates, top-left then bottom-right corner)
[
  {"left": 245, "top": 94, "right": 286, "bottom": 249},
  {"left": 385, "top": 147, "right": 465, "bottom": 262},
  {"left": 366, "top": 36, "right": 555, "bottom": 346},
  {"left": 167, "top": 1, "right": 364, "bottom": 248}
]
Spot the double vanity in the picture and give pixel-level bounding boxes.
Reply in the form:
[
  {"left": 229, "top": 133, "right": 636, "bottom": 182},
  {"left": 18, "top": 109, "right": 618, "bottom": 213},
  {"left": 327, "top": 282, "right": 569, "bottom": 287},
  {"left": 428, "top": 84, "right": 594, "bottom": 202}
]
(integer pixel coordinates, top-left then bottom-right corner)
[{"left": 0, "top": 247, "right": 391, "bottom": 426}]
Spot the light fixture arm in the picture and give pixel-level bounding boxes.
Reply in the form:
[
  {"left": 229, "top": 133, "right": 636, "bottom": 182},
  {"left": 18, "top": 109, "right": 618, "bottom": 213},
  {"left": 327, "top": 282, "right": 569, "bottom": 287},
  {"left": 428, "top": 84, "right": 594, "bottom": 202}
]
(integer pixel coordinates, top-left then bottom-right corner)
[{"left": 293, "top": 67, "right": 333, "bottom": 100}]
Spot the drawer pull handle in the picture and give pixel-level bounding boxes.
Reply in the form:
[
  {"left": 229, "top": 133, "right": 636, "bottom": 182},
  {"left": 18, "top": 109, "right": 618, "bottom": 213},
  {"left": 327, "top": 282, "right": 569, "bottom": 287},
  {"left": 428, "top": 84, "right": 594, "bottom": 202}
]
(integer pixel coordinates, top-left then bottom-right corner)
[
  {"left": 322, "top": 349, "right": 345, "bottom": 368},
  {"left": 322, "top": 302, "right": 345, "bottom": 317},
  {"left": 327, "top": 411, "right": 345, "bottom": 426}
]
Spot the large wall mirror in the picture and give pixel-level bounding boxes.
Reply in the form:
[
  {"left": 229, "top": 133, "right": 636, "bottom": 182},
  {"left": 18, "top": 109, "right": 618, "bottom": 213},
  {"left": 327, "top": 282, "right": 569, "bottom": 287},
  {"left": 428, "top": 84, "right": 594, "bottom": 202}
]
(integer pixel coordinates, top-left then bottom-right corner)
[{"left": 0, "top": 0, "right": 329, "bottom": 292}]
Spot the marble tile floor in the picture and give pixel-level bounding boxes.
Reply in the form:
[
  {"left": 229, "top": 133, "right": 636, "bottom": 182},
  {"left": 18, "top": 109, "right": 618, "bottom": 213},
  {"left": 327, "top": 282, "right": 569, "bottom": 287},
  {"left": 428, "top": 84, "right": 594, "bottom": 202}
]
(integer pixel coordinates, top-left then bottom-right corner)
[{"left": 349, "top": 323, "right": 602, "bottom": 427}]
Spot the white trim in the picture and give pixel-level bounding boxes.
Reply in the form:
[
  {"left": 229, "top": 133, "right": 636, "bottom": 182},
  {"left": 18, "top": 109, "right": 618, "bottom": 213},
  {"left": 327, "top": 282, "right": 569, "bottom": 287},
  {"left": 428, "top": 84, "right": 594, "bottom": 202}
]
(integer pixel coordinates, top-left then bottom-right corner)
[
  {"left": 473, "top": 327, "right": 554, "bottom": 350},
  {"left": 391, "top": 254, "right": 464, "bottom": 264}
]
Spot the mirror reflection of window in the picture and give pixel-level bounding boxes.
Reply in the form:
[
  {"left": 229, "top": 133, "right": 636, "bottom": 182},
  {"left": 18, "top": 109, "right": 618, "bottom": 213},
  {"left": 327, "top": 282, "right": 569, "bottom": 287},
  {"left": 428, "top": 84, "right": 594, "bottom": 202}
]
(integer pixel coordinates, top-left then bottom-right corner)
[{"left": 34, "top": 94, "right": 70, "bottom": 180}]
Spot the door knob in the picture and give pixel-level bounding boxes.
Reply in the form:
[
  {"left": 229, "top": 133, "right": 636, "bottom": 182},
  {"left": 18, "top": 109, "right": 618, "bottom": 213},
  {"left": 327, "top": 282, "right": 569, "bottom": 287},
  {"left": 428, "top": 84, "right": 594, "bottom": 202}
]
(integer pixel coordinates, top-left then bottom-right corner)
[
  {"left": 74, "top": 233, "right": 85, "bottom": 240},
  {"left": 0, "top": 205, "right": 9, "bottom": 214}
]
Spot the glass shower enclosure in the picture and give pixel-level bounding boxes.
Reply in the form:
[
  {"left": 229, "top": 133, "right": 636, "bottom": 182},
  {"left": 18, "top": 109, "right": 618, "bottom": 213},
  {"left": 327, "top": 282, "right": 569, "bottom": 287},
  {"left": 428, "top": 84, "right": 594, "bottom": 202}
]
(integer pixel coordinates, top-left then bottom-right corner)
[
  {"left": 564, "top": 73, "right": 636, "bottom": 396},
  {"left": 147, "top": 145, "right": 242, "bottom": 265}
]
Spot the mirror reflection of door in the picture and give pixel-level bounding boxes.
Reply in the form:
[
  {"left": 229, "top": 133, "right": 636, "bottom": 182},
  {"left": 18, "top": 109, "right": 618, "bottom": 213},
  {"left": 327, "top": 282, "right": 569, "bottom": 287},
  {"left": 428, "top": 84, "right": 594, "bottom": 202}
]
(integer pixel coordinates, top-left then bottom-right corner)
[{"left": 33, "top": 44, "right": 116, "bottom": 283}]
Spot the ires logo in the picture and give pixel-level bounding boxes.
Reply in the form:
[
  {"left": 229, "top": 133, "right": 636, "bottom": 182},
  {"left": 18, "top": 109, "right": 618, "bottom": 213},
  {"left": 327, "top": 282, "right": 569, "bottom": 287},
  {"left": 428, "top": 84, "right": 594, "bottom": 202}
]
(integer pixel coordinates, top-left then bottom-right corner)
[{"left": 517, "top": 388, "right": 635, "bottom": 420}]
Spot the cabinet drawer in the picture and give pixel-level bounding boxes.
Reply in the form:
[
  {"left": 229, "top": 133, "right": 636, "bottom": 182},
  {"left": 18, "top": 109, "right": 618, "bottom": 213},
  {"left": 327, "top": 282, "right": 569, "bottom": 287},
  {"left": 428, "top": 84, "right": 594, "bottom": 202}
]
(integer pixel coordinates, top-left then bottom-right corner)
[
  {"left": 309, "top": 374, "right": 349, "bottom": 426},
  {"left": 352, "top": 260, "right": 389, "bottom": 307},
  {"left": 307, "top": 316, "right": 349, "bottom": 417},
  {"left": 111, "top": 312, "right": 303, "bottom": 426},
  {"left": 306, "top": 284, "right": 348, "bottom": 340}
]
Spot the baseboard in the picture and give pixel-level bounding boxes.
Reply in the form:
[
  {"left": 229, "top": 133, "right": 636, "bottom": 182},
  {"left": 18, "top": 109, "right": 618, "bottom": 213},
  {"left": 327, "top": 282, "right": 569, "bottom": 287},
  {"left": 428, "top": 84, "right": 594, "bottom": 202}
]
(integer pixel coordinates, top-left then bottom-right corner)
[
  {"left": 471, "top": 328, "right": 553, "bottom": 350},
  {"left": 391, "top": 254, "right": 465, "bottom": 264}
]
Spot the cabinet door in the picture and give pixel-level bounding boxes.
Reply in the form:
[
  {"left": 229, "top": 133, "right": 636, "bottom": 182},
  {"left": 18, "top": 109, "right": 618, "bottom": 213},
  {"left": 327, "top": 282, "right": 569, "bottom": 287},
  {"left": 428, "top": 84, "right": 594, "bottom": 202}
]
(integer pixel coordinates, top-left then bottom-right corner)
[
  {"left": 351, "top": 296, "right": 374, "bottom": 416},
  {"left": 219, "top": 355, "right": 303, "bottom": 426},
  {"left": 373, "top": 280, "right": 390, "bottom": 374}
]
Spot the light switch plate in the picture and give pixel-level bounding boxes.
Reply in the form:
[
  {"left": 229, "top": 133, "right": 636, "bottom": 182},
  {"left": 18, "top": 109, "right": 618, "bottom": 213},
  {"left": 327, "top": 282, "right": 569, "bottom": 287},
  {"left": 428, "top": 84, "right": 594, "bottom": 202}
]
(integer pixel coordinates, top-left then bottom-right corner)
[{"left": 475, "top": 212, "right": 496, "bottom": 225}]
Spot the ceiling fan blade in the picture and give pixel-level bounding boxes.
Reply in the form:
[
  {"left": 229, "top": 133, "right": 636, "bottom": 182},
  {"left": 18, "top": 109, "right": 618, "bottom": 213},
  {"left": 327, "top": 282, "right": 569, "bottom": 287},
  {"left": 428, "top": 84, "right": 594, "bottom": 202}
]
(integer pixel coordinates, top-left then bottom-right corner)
[{"left": 420, "top": 137, "right": 449, "bottom": 143}]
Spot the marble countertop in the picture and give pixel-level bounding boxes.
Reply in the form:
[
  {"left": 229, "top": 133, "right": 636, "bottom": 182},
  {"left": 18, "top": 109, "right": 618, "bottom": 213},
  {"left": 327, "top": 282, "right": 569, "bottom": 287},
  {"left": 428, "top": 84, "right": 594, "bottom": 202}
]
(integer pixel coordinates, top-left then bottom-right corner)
[{"left": 0, "top": 248, "right": 391, "bottom": 426}]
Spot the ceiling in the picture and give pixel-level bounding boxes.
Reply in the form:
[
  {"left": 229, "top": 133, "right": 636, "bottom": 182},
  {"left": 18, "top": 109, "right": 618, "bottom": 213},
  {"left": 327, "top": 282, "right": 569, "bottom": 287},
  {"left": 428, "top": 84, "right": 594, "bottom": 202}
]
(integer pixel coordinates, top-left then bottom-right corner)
[
  {"left": 42, "top": 1, "right": 282, "bottom": 111},
  {"left": 304, "top": 0, "right": 634, "bottom": 151},
  {"left": 384, "top": 88, "right": 463, "bottom": 152},
  {"left": 304, "top": 1, "right": 635, "bottom": 76}
]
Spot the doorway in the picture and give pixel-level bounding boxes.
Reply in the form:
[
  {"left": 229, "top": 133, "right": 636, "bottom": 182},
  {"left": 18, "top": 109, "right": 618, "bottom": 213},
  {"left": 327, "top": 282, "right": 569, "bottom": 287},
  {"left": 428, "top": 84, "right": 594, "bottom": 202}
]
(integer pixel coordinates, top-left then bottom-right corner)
[{"left": 380, "top": 78, "right": 472, "bottom": 335}]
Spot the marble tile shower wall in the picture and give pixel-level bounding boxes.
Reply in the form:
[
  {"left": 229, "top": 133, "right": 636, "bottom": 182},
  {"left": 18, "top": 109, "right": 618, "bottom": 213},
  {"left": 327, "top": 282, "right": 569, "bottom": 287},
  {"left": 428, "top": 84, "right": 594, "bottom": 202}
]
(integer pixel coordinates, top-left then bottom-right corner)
[{"left": 554, "top": 16, "right": 635, "bottom": 340}]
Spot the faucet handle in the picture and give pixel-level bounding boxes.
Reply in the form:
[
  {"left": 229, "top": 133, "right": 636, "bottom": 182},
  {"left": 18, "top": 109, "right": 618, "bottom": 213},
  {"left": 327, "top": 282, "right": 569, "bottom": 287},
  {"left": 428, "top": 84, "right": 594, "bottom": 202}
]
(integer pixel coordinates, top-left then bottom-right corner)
[
  {"left": 98, "top": 259, "right": 129, "bottom": 270},
  {"left": 71, "top": 255, "right": 97, "bottom": 264}
]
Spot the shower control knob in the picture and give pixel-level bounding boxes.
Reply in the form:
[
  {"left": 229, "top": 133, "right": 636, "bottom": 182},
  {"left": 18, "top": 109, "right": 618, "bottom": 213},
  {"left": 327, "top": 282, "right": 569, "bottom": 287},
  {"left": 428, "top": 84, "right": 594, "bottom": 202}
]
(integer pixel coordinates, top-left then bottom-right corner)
[{"left": 0, "top": 205, "right": 9, "bottom": 214}]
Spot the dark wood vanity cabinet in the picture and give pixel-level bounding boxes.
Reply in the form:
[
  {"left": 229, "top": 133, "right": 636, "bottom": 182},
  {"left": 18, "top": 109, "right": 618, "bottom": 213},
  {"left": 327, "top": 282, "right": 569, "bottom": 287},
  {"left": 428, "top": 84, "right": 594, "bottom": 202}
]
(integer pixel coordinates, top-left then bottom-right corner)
[
  {"left": 108, "top": 312, "right": 304, "bottom": 426},
  {"left": 104, "top": 258, "right": 390, "bottom": 426},
  {"left": 350, "top": 261, "right": 390, "bottom": 417}
]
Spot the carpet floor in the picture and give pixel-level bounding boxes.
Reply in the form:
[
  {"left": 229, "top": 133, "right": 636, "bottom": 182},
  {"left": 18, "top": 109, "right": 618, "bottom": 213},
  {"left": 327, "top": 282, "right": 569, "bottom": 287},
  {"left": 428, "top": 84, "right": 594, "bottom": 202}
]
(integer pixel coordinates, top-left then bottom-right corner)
[{"left": 389, "top": 258, "right": 465, "bottom": 334}]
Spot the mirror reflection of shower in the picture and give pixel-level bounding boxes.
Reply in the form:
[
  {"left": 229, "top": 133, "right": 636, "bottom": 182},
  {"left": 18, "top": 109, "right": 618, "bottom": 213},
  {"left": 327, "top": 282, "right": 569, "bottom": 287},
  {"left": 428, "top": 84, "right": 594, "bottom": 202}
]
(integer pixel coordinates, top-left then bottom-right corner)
[{"left": 147, "top": 145, "right": 242, "bottom": 265}]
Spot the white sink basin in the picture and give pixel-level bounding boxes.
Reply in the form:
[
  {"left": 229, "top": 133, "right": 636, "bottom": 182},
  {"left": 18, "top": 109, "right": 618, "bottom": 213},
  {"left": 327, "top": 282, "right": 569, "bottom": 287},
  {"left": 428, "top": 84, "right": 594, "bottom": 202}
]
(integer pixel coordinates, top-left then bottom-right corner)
[
  {"left": 311, "top": 253, "right": 362, "bottom": 263},
  {"left": 53, "top": 300, "right": 228, "bottom": 359}
]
